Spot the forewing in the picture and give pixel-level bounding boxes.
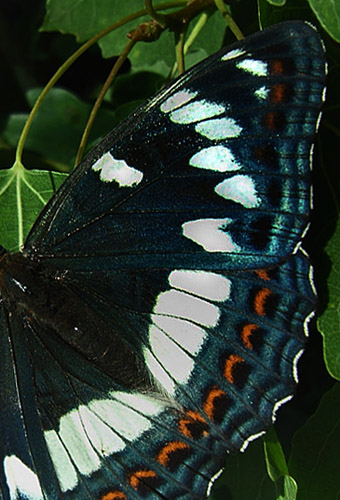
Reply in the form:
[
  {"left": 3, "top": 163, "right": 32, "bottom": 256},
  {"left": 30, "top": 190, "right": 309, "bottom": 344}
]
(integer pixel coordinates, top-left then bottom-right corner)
[{"left": 25, "top": 21, "right": 326, "bottom": 272}]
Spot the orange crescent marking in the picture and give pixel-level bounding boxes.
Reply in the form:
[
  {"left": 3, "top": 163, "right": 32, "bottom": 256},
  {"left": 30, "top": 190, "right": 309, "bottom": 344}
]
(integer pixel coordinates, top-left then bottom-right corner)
[
  {"left": 224, "top": 354, "right": 245, "bottom": 384},
  {"left": 270, "top": 59, "right": 284, "bottom": 75},
  {"left": 157, "top": 441, "right": 190, "bottom": 467},
  {"left": 203, "top": 386, "right": 226, "bottom": 419},
  {"left": 241, "top": 323, "right": 259, "bottom": 349},
  {"left": 264, "top": 111, "right": 279, "bottom": 130},
  {"left": 254, "top": 287, "right": 271, "bottom": 316},
  {"left": 255, "top": 269, "right": 270, "bottom": 281},
  {"left": 271, "top": 83, "right": 286, "bottom": 103},
  {"left": 129, "top": 470, "right": 157, "bottom": 490},
  {"left": 178, "top": 410, "right": 208, "bottom": 438},
  {"left": 101, "top": 493, "right": 127, "bottom": 500}
]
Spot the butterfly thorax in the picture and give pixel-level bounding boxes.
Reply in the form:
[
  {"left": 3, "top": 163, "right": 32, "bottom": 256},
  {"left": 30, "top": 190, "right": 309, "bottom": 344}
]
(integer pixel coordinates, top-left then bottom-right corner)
[
  {"left": 0, "top": 251, "right": 149, "bottom": 386},
  {"left": 0, "top": 253, "right": 102, "bottom": 349},
  {"left": 0, "top": 252, "right": 49, "bottom": 315}
]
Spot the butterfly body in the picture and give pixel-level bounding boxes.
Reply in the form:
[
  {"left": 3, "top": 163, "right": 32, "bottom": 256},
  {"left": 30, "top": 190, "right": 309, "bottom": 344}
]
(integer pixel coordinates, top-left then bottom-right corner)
[{"left": 0, "top": 21, "right": 326, "bottom": 500}]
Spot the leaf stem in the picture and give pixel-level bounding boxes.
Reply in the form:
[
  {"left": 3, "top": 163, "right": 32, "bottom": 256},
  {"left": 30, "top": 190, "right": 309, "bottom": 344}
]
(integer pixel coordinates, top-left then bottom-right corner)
[
  {"left": 175, "top": 29, "right": 187, "bottom": 74},
  {"left": 14, "top": 0, "right": 187, "bottom": 167},
  {"left": 214, "top": 0, "right": 244, "bottom": 39},
  {"left": 75, "top": 38, "right": 137, "bottom": 165},
  {"left": 169, "top": 11, "right": 209, "bottom": 79},
  {"left": 145, "top": 0, "right": 168, "bottom": 27}
]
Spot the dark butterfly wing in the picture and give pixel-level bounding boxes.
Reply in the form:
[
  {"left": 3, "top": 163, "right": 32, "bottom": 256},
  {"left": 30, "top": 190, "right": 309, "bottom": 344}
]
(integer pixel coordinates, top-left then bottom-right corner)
[
  {"left": 0, "top": 252, "right": 316, "bottom": 500},
  {"left": 0, "top": 20, "right": 325, "bottom": 500},
  {"left": 25, "top": 21, "right": 325, "bottom": 271}
]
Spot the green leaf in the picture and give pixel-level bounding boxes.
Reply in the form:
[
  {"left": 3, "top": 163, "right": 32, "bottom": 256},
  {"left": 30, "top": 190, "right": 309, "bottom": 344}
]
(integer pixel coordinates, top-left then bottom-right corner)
[
  {"left": 318, "top": 216, "right": 340, "bottom": 381},
  {"left": 258, "top": 0, "right": 323, "bottom": 28},
  {"left": 42, "top": 0, "right": 169, "bottom": 64},
  {"left": 208, "top": 428, "right": 299, "bottom": 499},
  {"left": 42, "top": 0, "right": 146, "bottom": 43},
  {"left": 258, "top": 0, "right": 339, "bottom": 41},
  {"left": 208, "top": 439, "right": 277, "bottom": 500},
  {"left": 281, "top": 476, "right": 298, "bottom": 500},
  {"left": 264, "top": 427, "right": 297, "bottom": 500},
  {"left": 308, "top": 0, "right": 340, "bottom": 42},
  {"left": 289, "top": 382, "right": 340, "bottom": 500},
  {"left": 114, "top": 9, "right": 226, "bottom": 72},
  {"left": 125, "top": 10, "right": 227, "bottom": 72},
  {"left": 264, "top": 426, "right": 289, "bottom": 480},
  {"left": 266, "top": 0, "right": 287, "bottom": 6},
  {"left": 186, "top": 11, "right": 227, "bottom": 61},
  {"left": 41, "top": 1, "right": 226, "bottom": 73},
  {"left": 0, "top": 164, "right": 67, "bottom": 252},
  {"left": 119, "top": 30, "right": 177, "bottom": 71},
  {"left": 2, "top": 88, "right": 116, "bottom": 170}
]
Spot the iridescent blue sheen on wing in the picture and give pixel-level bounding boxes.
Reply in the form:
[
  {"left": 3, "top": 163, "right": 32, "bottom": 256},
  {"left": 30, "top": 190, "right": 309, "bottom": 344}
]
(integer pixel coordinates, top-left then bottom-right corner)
[
  {"left": 25, "top": 22, "right": 325, "bottom": 272},
  {"left": 0, "top": 20, "right": 325, "bottom": 500}
]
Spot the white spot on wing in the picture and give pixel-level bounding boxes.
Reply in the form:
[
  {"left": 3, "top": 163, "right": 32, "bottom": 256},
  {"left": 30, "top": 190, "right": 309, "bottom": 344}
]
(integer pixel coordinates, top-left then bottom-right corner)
[
  {"left": 169, "top": 100, "right": 225, "bottom": 124},
  {"left": 189, "top": 145, "right": 241, "bottom": 172},
  {"left": 88, "top": 393, "right": 164, "bottom": 444},
  {"left": 322, "top": 85, "right": 327, "bottom": 103},
  {"left": 78, "top": 404, "right": 125, "bottom": 456},
  {"left": 92, "top": 152, "right": 143, "bottom": 187},
  {"left": 149, "top": 324, "right": 196, "bottom": 385},
  {"left": 237, "top": 59, "right": 268, "bottom": 76},
  {"left": 4, "top": 456, "right": 44, "bottom": 500},
  {"left": 221, "top": 48, "right": 246, "bottom": 61},
  {"left": 304, "top": 308, "right": 315, "bottom": 340},
  {"left": 44, "top": 430, "right": 79, "bottom": 492},
  {"left": 207, "top": 468, "right": 224, "bottom": 497},
  {"left": 143, "top": 347, "right": 176, "bottom": 395},
  {"left": 254, "top": 86, "right": 269, "bottom": 100},
  {"left": 160, "top": 89, "right": 197, "bottom": 112},
  {"left": 214, "top": 175, "right": 261, "bottom": 208},
  {"left": 182, "top": 218, "right": 241, "bottom": 253},
  {"left": 195, "top": 117, "right": 242, "bottom": 140},
  {"left": 57, "top": 408, "right": 101, "bottom": 476},
  {"left": 272, "top": 395, "right": 293, "bottom": 424},
  {"left": 293, "top": 349, "right": 305, "bottom": 383},
  {"left": 169, "top": 270, "right": 231, "bottom": 302},
  {"left": 154, "top": 289, "right": 220, "bottom": 327},
  {"left": 151, "top": 314, "right": 206, "bottom": 354},
  {"left": 240, "top": 430, "right": 266, "bottom": 452},
  {"left": 110, "top": 392, "right": 166, "bottom": 416},
  {"left": 45, "top": 394, "right": 165, "bottom": 491},
  {"left": 144, "top": 268, "right": 233, "bottom": 395}
]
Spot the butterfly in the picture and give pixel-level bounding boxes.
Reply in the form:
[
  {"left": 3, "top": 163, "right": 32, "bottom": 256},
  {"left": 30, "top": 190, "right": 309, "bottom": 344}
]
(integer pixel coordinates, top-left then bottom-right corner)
[{"left": 0, "top": 20, "right": 326, "bottom": 500}]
